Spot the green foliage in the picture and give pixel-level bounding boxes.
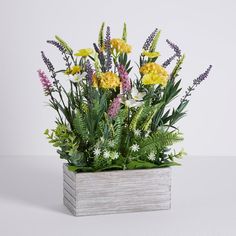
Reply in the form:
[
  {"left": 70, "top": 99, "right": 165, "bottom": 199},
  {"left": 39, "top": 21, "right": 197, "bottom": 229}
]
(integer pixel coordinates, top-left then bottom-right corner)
[
  {"left": 149, "top": 30, "right": 161, "bottom": 52},
  {"left": 55, "top": 35, "right": 72, "bottom": 53},
  {"left": 139, "top": 130, "right": 183, "bottom": 155},
  {"left": 98, "top": 22, "right": 105, "bottom": 49},
  {"left": 127, "top": 160, "right": 157, "bottom": 169},
  {"left": 122, "top": 22, "right": 127, "bottom": 42},
  {"left": 73, "top": 110, "right": 88, "bottom": 142}
]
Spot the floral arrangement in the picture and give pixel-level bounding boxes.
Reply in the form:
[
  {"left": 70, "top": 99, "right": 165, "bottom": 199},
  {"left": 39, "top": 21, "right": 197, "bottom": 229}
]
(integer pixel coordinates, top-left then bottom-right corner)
[{"left": 38, "top": 23, "right": 212, "bottom": 172}]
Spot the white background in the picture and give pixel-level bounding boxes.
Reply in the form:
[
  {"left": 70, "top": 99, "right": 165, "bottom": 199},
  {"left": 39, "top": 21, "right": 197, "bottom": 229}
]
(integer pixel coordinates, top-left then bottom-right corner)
[{"left": 0, "top": 0, "right": 236, "bottom": 157}]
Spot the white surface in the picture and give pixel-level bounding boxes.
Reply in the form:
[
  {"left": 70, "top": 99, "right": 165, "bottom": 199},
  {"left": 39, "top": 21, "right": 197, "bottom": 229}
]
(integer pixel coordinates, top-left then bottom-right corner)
[
  {"left": 0, "top": 0, "right": 236, "bottom": 157},
  {"left": 0, "top": 156, "right": 235, "bottom": 236}
]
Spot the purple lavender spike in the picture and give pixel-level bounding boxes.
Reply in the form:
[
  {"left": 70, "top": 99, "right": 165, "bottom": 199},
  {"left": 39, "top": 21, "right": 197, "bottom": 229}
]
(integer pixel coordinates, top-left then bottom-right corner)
[
  {"left": 41, "top": 51, "right": 55, "bottom": 73},
  {"left": 47, "top": 40, "right": 65, "bottom": 53},
  {"left": 193, "top": 65, "right": 213, "bottom": 85},
  {"left": 104, "top": 26, "right": 112, "bottom": 71},
  {"left": 162, "top": 54, "right": 176, "bottom": 68},
  {"left": 143, "top": 28, "right": 158, "bottom": 51},
  {"left": 85, "top": 60, "right": 94, "bottom": 84},
  {"left": 166, "top": 39, "right": 181, "bottom": 58}
]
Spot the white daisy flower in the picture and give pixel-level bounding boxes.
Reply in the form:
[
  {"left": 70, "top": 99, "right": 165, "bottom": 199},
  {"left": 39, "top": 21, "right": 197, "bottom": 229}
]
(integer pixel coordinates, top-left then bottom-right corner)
[
  {"left": 103, "top": 150, "right": 110, "bottom": 159},
  {"left": 69, "top": 72, "right": 87, "bottom": 83},
  {"left": 108, "top": 140, "right": 115, "bottom": 147},
  {"left": 124, "top": 87, "right": 146, "bottom": 108},
  {"left": 111, "top": 152, "right": 119, "bottom": 160},
  {"left": 148, "top": 151, "right": 156, "bottom": 161},
  {"left": 93, "top": 147, "right": 101, "bottom": 157},
  {"left": 131, "top": 144, "right": 140, "bottom": 152},
  {"left": 134, "top": 129, "right": 141, "bottom": 136}
]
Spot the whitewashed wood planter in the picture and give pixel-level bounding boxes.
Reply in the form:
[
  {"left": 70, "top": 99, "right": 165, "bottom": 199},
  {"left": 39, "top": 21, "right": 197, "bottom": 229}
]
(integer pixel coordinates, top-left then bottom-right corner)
[{"left": 63, "top": 164, "right": 171, "bottom": 216}]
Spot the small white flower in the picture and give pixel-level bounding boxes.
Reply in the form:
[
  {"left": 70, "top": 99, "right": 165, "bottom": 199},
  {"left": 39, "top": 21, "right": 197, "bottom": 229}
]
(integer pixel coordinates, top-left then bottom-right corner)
[
  {"left": 100, "top": 137, "right": 105, "bottom": 143},
  {"left": 103, "top": 150, "right": 110, "bottom": 159},
  {"left": 131, "top": 144, "right": 140, "bottom": 152},
  {"left": 144, "top": 130, "right": 151, "bottom": 138},
  {"left": 125, "top": 99, "right": 144, "bottom": 108},
  {"left": 124, "top": 87, "right": 146, "bottom": 108},
  {"left": 69, "top": 72, "right": 87, "bottom": 83},
  {"left": 134, "top": 129, "right": 141, "bottom": 136},
  {"left": 131, "top": 87, "right": 146, "bottom": 101},
  {"left": 93, "top": 147, "right": 101, "bottom": 157},
  {"left": 111, "top": 152, "right": 119, "bottom": 160},
  {"left": 148, "top": 151, "right": 156, "bottom": 161},
  {"left": 108, "top": 140, "right": 115, "bottom": 147}
]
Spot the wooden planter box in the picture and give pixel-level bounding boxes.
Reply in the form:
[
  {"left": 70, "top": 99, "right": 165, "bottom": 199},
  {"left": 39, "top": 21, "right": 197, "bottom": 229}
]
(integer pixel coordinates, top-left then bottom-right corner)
[{"left": 63, "top": 164, "right": 171, "bottom": 216}]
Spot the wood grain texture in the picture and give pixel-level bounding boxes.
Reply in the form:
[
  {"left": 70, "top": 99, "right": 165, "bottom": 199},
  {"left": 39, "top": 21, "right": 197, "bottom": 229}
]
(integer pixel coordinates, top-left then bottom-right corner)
[{"left": 63, "top": 164, "right": 171, "bottom": 216}]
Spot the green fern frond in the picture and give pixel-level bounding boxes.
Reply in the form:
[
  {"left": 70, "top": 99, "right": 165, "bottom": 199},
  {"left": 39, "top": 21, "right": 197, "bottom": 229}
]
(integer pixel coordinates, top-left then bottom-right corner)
[
  {"left": 98, "top": 22, "right": 105, "bottom": 49},
  {"left": 55, "top": 35, "right": 72, "bottom": 53},
  {"left": 73, "top": 111, "right": 88, "bottom": 141},
  {"left": 130, "top": 106, "right": 144, "bottom": 130},
  {"left": 142, "top": 102, "right": 164, "bottom": 131},
  {"left": 139, "top": 130, "right": 183, "bottom": 154},
  {"left": 113, "top": 110, "right": 126, "bottom": 148}
]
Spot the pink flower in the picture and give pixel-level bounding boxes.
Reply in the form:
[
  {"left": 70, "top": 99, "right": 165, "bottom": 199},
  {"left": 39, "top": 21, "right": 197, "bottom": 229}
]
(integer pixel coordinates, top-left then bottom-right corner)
[
  {"left": 37, "top": 69, "right": 52, "bottom": 95},
  {"left": 108, "top": 97, "right": 121, "bottom": 118},
  {"left": 118, "top": 65, "right": 131, "bottom": 93}
]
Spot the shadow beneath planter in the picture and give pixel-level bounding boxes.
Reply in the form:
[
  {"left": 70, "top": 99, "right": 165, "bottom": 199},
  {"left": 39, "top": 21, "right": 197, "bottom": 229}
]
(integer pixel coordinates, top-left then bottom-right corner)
[{"left": 0, "top": 156, "right": 71, "bottom": 215}]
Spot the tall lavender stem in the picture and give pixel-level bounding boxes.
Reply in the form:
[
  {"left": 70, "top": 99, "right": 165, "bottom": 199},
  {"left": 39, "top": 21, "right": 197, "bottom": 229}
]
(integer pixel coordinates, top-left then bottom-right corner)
[
  {"left": 181, "top": 65, "right": 213, "bottom": 102},
  {"left": 143, "top": 28, "right": 158, "bottom": 51},
  {"left": 104, "top": 26, "right": 112, "bottom": 71}
]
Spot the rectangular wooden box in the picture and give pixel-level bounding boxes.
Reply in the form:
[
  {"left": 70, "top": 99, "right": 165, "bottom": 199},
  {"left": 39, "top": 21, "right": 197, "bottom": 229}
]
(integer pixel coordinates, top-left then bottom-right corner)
[{"left": 63, "top": 164, "right": 171, "bottom": 216}]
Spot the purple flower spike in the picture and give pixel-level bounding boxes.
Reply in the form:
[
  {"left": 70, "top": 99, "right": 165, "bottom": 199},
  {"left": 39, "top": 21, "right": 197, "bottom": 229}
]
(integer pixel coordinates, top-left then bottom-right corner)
[
  {"left": 118, "top": 64, "right": 131, "bottom": 93},
  {"left": 85, "top": 60, "right": 94, "bottom": 84},
  {"left": 108, "top": 97, "right": 121, "bottom": 118},
  {"left": 143, "top": 28, "right": 158, "bottom": 51},
  {"left": 193, "top": 65, "right": 213, "bottom": 85},
  {"left": 37, "top": 69, "right": 53, "bottom": 96},
  {"left": 166, "top": 39, "right": 181, "bottom": 58},
  {"left": 104, "top": 26, "right": 112, "bottom": 71}
]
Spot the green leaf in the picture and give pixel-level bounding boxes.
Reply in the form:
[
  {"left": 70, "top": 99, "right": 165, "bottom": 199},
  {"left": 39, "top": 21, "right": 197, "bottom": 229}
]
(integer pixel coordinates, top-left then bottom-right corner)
[
  {"left": 127, "top": 160, "right": 157, "bottom": 169},
  {"left": 68, "top": 165, "right": 79, "bottom": 172}
]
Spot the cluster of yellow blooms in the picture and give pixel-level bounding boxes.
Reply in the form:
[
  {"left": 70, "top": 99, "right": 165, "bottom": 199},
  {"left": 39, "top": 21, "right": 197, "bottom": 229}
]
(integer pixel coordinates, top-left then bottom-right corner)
[
  {"left": 111, "top": 38, "right": 132, "bottom": 54},
  {"left": 92, "top": 72, "right": 120, "bottom": 89},
  {"left": 65, "top": 65, "right": 81, "bottom": 75},
  {"left": 142, "top": 51, "right": 160, "bottom": 58},
  {"left": 74, "top": 48, "right": 94, "bottom": 57},
  {"left": 140, "top": 63, "right": 169, "bottom": 86}
]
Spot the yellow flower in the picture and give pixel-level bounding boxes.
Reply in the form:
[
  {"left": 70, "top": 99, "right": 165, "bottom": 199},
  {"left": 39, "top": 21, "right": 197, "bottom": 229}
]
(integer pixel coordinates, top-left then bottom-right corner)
[
  {"left": 140, "top": 62, "right": 168, "bottom": 75},
  {"left": 142, "top": 72, "right": 168, "bottom": 86},
  {"left": 64, "top": 65, "right": 81, "bottom": 75},
  {"left": 142, "top": 51, "right": 160, "bottom": 58},
  {"left": 74, "top": 48, "right": 94, "bottom": 57},
  {"left": 92, "top": 72, "right": 120, "bottom": 89},
  {"left": 111, "top": 38, "right": 132, "bottom": 53}
]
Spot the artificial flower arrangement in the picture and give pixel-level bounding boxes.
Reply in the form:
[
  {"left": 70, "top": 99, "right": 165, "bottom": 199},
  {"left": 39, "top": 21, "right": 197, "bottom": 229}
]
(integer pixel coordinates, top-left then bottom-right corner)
[{"left": 38, "top": 23, "right": 212, "bottom": 172}]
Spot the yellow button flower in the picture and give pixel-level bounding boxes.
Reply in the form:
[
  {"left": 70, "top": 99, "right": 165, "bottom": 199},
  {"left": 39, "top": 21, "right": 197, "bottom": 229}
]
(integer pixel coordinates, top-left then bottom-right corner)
[
  {"left": 142, "top": 72, "right": 168, "bottom": 86},
  {"left": 64, "top": 65, "right": 81, "bottom": 75},
  {"left": 111, "top": 38, "right": 132, "bottom": 54},
  {"left": 92, "top": 72, "right": 120, "bottom": 89},
  {"left": 140, "top": 62, "right": 168, "bottom": 75},
  {"left": 74, "top": 48, "right": 94, "bottom": 57},
  {"left": 142, "top": 51, "right": 160, "bottom": 58}
]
